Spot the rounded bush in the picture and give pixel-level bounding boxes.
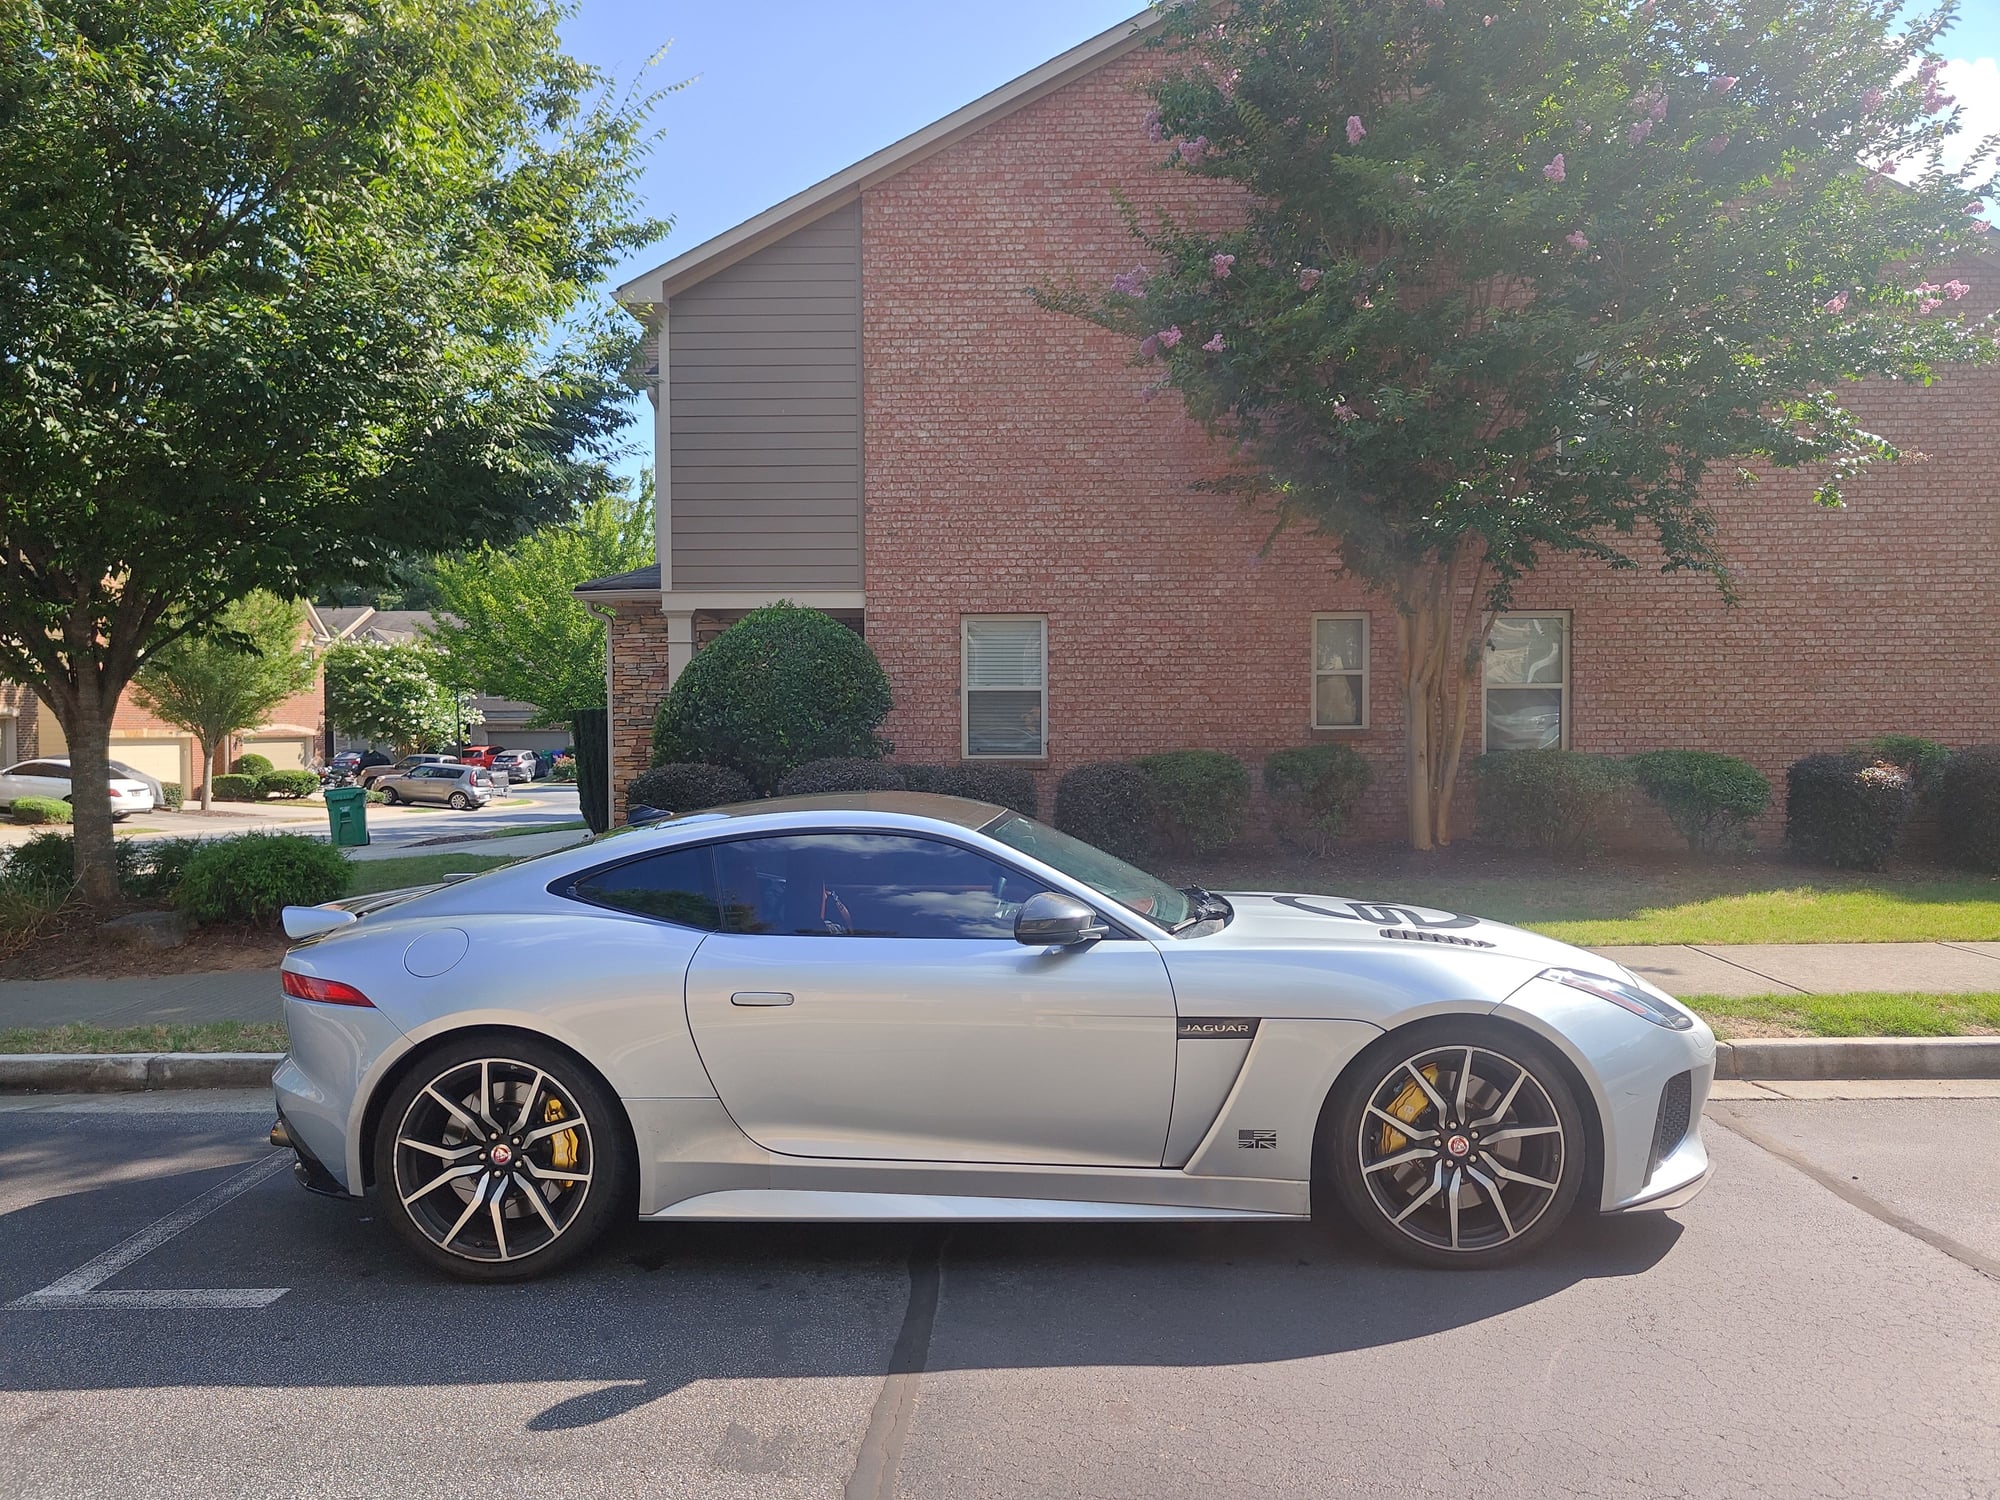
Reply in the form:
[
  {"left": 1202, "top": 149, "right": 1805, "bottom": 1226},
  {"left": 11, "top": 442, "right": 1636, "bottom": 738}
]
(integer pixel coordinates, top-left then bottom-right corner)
[
  {"left": 1053, "top": 762, "right": 1157, "bottom": 863},
  {"left": 1785, "top": 752, "right": 1915, "bottom": 870},
  {"left": 1933, "top": 745, "right": 2000, "bottom": 872},
  {"left": 652, "top": 603, "right": 891, "bottom": 793},
  {"left": 1472, "top": 751, "right": 1633, "bottom": 857},
  {"left": 1264, "top": 744, "right": 1374, "bottom": 856},
  {"left": 258, "top": 769, "right": 321, "bottom": 800},
  {"left": 774, "top": 758, "right": 906, "bottom": 797},
  {"left": 1135, "top": 750, "right": 1249, "bottom": 855},
  {"left": 9, "top": 796, "right": 72, "bottom": 826},
  {"left": 550, "top": 757, "right": 577, "bottom": 783},
  {"left": 1628, "top": 750, "right": 1771, "bottom": 855},
  {"left": 210, "top": 773, "right": 261, "bottom": 802},
  {"left": 124, "top": 837, "right": 205, "bottom": 902},
  {"left": 900, "top": 764, "right": 1039, "bottom": 817},
  {"left": 2, "top": 830, "right": 76, "bottom": 891},
  {"left": 626, "top": 763, "right": 756, "bottom": 816},
  {"left": 175, "top": 833, "right": 351, "bottom": 926},
  {"left": 230, "top": 753, "right": 275, "bottom": 778},
  {"left": 160, "top": 782, "right": 186, "bottom": 811}
]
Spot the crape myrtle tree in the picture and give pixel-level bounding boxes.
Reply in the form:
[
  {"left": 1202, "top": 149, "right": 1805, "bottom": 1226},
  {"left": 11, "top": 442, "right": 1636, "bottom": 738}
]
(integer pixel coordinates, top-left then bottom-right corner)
[
  {"left": 131, "top": 593, "right": 317, "bottom": 811},
  {"left": 1040, "top": 0, "right": 1998, "bottom": 849},
  {"left": 427, "top": 474, "right": 655, "bottom": 728},
  {"left": 0, "top": 0, "right": 669, "bottom": 905},
  {"left": 323, "top": 641, "right": 480, "bottom": 756}
]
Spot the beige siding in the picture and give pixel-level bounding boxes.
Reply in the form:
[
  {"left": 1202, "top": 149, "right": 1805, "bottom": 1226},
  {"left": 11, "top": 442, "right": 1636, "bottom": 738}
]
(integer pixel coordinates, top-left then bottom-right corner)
[{"left": 668, "top": 204, "right": 862, "bottom": 588}]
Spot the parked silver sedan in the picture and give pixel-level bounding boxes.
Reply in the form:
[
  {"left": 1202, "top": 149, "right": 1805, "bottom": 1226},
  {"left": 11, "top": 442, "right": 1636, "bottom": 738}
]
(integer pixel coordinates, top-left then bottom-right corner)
[
  {"left": 375, "top": 763, "right": 491, "bottom": 810},
  {"left": 272, "top": 792, "right": 1714, "bottom": 1281}
]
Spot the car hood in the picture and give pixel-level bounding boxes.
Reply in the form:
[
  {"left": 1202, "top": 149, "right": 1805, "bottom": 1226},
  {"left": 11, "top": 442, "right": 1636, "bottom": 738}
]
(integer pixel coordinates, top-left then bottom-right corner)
[{"left": 1210, "top": 891, "right": 1607, "bottom": 974}]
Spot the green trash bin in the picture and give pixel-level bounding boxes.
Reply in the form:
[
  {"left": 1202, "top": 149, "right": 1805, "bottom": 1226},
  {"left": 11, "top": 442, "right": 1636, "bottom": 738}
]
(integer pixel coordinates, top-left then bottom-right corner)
[{"left": 324, "top": 785, "right": 370, "bottom": 848}]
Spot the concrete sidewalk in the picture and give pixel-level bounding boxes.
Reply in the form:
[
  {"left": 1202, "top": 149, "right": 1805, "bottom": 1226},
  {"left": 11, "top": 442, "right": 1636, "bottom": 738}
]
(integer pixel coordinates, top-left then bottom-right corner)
[{"left": 4, "top": 939, "right": 1998, "bottom": 1033}]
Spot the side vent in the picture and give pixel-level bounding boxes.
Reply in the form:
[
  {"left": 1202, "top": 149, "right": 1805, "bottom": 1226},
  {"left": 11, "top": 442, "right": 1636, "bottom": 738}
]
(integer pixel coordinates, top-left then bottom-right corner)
[
  {"left": 1648, "top": 1070, "right": 1694, "bottom": 1178},
  {"left": 1378, "top": 928, "right": 1495, "bottom": 949}
]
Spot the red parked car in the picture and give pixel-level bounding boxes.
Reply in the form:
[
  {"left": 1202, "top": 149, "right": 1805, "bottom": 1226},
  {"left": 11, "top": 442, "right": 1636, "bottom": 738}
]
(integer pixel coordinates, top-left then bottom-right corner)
[{"left": 458, "top": 745, "right": 499, "bottom": 769}]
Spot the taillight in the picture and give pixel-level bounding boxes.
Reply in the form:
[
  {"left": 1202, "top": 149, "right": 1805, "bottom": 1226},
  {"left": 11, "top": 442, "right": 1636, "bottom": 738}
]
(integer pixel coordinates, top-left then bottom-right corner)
[{"left": 282, "top": 971, "right": 374, "bottom": 1007}]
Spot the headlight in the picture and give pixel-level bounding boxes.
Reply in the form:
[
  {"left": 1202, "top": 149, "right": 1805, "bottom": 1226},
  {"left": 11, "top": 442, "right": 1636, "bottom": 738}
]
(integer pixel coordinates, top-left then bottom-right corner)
[{"left": 1541, "top": 967, "right": 1694, "bottom": 1030}]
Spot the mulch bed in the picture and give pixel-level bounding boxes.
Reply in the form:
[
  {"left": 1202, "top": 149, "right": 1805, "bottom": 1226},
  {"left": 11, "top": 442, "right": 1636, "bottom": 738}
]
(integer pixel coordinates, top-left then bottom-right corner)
[{"left": 0, "top": 907, "right": 288, "bottom": 982}]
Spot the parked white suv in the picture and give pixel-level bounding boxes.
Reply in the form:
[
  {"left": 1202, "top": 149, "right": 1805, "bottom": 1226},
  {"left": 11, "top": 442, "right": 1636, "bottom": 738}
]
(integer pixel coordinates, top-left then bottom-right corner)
[{"left": 0, "top": 758, "right": 157, "bottom": 819}]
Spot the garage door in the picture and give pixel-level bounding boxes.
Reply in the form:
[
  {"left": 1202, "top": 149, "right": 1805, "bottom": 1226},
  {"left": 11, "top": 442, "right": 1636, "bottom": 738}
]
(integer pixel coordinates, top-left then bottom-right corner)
[
  {"left": 243, "top": 736, "right": 312, "bottom": 770},
  {"left": 110, "top": 739, "right": 188, "bottom": 788}
]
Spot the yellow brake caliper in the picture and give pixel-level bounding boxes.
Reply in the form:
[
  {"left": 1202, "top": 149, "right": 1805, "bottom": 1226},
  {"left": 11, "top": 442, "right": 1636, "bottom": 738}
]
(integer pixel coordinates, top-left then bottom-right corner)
[
  {"left": 1379, "top": 1065, "right": 1441, "bottom": 1154},
  {"left": 543, "top": 1096, "right": 580, "bottom": 1184}
]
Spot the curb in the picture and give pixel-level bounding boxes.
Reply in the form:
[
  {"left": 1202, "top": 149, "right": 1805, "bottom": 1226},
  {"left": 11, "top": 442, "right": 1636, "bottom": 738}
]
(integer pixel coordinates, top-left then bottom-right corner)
[
  {"left": 0, "top": 1053, "right": 281, "bottom": 1093},
  {"left": 1713, "top": 1037, "right": 2000, "bottom": 1081}
]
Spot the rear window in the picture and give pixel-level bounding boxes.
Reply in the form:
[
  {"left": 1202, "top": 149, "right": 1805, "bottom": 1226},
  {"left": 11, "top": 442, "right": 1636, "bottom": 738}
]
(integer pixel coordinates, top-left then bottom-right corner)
[{"left": 569, "top": 848, "right": 723, "bottom": 930}]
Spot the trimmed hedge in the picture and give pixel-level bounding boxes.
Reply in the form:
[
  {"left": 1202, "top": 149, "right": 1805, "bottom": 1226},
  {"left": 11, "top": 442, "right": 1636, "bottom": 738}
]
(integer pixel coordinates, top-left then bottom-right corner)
[
  {"left": 123, "top": 837, "right": 205, "bottom": 902},
  {"left": 258, "top": 769, "right": 320, "bottom": 800},
  {"left": 1053, "top": 762, "right": 1156, "bottom": 862},
  {"left": 175, "top": 833, "right": 350, "bottom": 926},
  {"left": 1785, "top": 752, "right": 1915, "bottom": 870},
  {"left": 627, "top": 763, "right": 756, "bottom": 815},
  {"left": 1473, "top": 751, "right": 1633, "bottom": 857},
  {"left": 900, "top": 764, "right": 1040, "bottom": 817},
  {"left": 211, "top": 773, "right": 261, "bottom": 802},
  {"left": 1934, "top": 744, "right": 2000, "bottom": 872},
  {"left": 9, "top": 796, "right": 72, "bottom": 826},
  {"left": 1852, "top": 734, "right": 1951, "bottom": 790},
  {"left": 0, "top": 832, "right": 197, "bottom": 901},
  {"left": 160, "top": 782, "right": 185, "bottom": 812},
  {"left": 230, "top": 753, "right": 274, "bottom": 778},
  {"left": 1628, "top": 750, "right": 1771, "bottom": 855},
  {"left": 1263, "top": 744, "right": 1373, "bottom": 857},
  {"left": 774, "top": 758, "right": 907, "bottom": 797},
  {"left": 1136, "top": 750, "right": 1249, "bottom": 855},
  {"left": 550, "top": 757, "right": 577, "bottom": 783},
  {"left": 652, "top": 603, "right": 892, "bottom": 793}
]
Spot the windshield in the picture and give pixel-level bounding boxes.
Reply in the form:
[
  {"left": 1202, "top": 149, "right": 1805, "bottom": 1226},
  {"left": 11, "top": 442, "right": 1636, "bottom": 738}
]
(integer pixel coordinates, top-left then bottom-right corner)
[{"left": 981, "top": 813, "right": 1192, "bottom": 929}]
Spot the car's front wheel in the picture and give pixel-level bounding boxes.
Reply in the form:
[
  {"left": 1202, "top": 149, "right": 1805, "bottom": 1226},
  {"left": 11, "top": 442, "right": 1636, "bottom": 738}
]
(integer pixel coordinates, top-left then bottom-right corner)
[
  {"left": 380, "top": 786, "right": 399, "bottom": 805},
  {"left": 1326, "top": 1019, "right": 1586, "bottom": 1269},
  {"left": 373, "top": 1038, "right": 632, "bottom": 1281}
]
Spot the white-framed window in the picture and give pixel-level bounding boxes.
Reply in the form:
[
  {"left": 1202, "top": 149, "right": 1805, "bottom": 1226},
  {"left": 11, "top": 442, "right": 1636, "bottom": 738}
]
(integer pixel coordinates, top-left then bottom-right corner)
[
  {"left": 1483, "top": 611, "right": 1570, "bottom": 751},
  {"left": 962, "top": 616, "right": 1047, "bottom": 759},
  {"left": 1311, "top": 614, "right": 1370, "bottom": 729}
]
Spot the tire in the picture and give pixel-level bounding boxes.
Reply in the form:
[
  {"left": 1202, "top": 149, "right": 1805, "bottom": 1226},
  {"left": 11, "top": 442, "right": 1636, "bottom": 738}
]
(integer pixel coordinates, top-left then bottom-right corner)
[
  {"left": 448, "top": 791, "right": 471, "bottom": 810},
  {"left": 1325, "top": 1017, "right": 1587, "bottom": 1269},
  {"left": 372, "top": 1036, "right": 632, "bottom": 1282},
  {"left": 380, "top": 787, "right": 399, "bottom": 805}
]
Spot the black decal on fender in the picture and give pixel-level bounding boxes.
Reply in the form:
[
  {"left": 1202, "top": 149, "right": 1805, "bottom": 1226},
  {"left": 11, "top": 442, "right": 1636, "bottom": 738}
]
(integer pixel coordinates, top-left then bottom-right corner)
[{"left": 1274, "top": 895, "right": 1480, "bottom": 930}]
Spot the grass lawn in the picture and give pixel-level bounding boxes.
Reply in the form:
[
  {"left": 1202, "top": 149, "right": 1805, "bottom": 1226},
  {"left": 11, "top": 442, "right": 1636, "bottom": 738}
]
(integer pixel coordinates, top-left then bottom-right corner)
[
  {"left": 1170, "top": 849, "right": 2000, "bottom": 945},
  {"left": 0, "top": 1020, "right": 288, "bottom": 1054},
  {"left": 344, "top": 852, "right": 519, "bottom": 896},
  {"left": 1687, "top": 992, "right": 2000, "bottom": 1039}
]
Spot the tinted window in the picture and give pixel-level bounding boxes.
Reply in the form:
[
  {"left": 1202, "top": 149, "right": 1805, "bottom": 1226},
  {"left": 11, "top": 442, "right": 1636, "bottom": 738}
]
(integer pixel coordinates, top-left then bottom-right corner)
[
  {"left": 711, "top": 833, "right": 1050, "bottom": 939},
  {"left": 13, "top": 763, "right": 65, "bottom": 779},
  {"left": 572, "top": 847, "right": 723, "bottom": 929}
]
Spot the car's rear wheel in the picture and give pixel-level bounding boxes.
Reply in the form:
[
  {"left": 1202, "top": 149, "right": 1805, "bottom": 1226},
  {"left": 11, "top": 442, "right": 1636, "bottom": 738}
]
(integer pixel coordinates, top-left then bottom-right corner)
[
  {"left": 1326, "top": 1018, "right": 1586, "bottom": 1269},
  {"left": 373, "top": 1038, "right": 631, "bottom": 1282},
  {"left": 448, "top": 791, "right": 472, "bottom": 810}
]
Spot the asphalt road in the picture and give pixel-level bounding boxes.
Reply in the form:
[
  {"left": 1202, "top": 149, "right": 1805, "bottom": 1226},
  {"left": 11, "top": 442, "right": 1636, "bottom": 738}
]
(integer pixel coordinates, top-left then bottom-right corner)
[{"left": 1, "top": 1091, "right": 1995, "bottom": 1500}]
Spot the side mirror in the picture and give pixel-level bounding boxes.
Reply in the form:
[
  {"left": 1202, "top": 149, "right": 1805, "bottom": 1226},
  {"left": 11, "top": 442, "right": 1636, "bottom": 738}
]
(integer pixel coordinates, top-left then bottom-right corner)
[{"left": 1015, "top": 892, "right": 1109, "bottom": 948}]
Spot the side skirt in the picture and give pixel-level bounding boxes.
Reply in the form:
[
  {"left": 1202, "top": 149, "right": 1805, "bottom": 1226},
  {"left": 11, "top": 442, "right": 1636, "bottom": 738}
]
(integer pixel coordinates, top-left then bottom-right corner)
[{"left": 648, "top": 1189, "right": 1307, "bottom": 1222}]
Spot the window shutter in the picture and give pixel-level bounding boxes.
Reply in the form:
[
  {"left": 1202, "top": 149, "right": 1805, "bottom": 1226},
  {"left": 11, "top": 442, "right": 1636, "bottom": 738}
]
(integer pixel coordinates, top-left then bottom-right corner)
[{"left": 964, "top": 619, "right": 1044, "bottom": 691}]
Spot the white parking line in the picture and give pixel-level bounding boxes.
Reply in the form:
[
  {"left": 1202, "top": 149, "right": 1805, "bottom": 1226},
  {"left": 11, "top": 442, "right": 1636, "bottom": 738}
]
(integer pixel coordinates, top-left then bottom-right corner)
[{"left": 9, "top": 1154, "right": 292, "bottom": 1310}]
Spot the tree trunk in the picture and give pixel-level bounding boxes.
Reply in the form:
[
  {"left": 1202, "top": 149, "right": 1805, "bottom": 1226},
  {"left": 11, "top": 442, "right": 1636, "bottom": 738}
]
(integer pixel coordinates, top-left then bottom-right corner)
[
  {"left": 1394, "top": 548, "right": 1497, "bottom": 851},
  {"left": 197, "top": 734, "right": 215, "bottom": 812},
  {"left": 62, "top": 691, "right": 121, "bottom": 909}
]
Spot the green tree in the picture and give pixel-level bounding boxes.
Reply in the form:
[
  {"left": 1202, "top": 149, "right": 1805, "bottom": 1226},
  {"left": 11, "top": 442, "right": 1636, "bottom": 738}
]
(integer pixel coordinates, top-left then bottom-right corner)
[
  {"left": 0, "top": 0, "right": 669, "bottom": 904},
  {"left": 1041, "top": 0, "right": 1997, "bottom": 848},
  {"left": 131, "top": 594, "right": 317, "bottom": 811},
  {"left": 323, "top": 643, "right": 479, "bottom": 755},
  {"left": 427, "top": 476, "right": 655, "bottom": 726}
]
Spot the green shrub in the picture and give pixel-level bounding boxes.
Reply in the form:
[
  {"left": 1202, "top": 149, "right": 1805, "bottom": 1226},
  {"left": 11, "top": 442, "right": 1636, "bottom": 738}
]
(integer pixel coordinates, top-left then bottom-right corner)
[
  {"left": 160, "top": 782, "right": 185, "bottom": 811},
  {"left": 1933, "top": 745, "right": 2000, "bottom": 872},
  {"left": 211, "top": 773, "right": 261, "bottom": 802},
  {"left": 257, "top": 769, "right": 320, "bottom": 800},
  {"left": 2, "top": 830, "right": 76, "bottom": 891},
  {"left": 364, "top": 789, "right": 389, "bottom": 805},
  {"left": 652, "top": 603, "right": 891, "bottom": 793},
  {"left": 1785, "top": 752, "right": 1915, "bottom": 871},
  {"left": 1628, "top": 750, "right": 1772, "bottom": 855},
  {"left": 1053, "top": 762, "right": 1157, "bottom": 862},
  {"left": 123, "top": 837, "right": 205, "bottom": 902},
  {"left": 1263, "top": 744, "right": 1374, "bottom": 856},
  {"left": 1851, "top": 734, "right": 1952, "bottom": 790},
  {"left": 1473, "top": 751, "right": 1633, "bottom": 857},
  {"left": 774, "top": 758, "right": 906, "bottom": 797},
  {"left": 1135, "top": 750, "right": 1249, "bottom": 855},
  {"left": 627, "top": 763, "right": 756, "bottom": 814},
  {"left": 550, "top": 757, "right": 577, "bottom": 783},
  {"left": 230, "top": 753, "right": 275, "bottom": 778},
  {"left": 175, "top": 833, "right": 350, "bottom": 926},
  {"left": 900, "top": 764, "right": 1040, "bottom": 817},
  {"left": 9, "top": 796, "right": 72, "bottom": 825}
]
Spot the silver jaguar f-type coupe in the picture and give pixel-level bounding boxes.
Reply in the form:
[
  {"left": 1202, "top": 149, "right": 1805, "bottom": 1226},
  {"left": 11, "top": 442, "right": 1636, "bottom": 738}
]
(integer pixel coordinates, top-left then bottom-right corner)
[{"left": 272, "top": 792, "right": 1713, "bottom": 1280}]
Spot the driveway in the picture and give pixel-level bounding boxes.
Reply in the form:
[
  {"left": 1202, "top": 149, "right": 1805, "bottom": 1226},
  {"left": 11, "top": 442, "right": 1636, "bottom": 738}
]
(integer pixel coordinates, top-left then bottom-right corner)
[{"left": 0, "top": 1092, "right": 1993, "bottom": 1499}]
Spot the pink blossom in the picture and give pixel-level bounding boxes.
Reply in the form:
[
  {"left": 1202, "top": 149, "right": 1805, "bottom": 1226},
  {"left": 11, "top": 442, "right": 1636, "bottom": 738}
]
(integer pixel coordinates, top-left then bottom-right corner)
[
  {"left": 1298, "top": 267, "right": 1323, "bottom": 291},
  {"left": 1628, "top": 118, "right": 1655, "bottom": 145},
  {"left": 1920, "top": 58, "right": 1942, "bottom": 85},
  {"left": 1218, "top": 70, "right": 1241, "bottom": 101},
  {"left": 1919, "top": 297, "right": 1943, "bottom": 315},
  {"left": 1283, "top": 116, "right": 1301, "bottom": 128},
  {"left": 1202, "top": 332, "right": 1226, "bottom": 353},
  {"left": 1650, "top": 93, "right": 1669, "bottom": 122},
  {"left": 1566, "top": 230, "right": 1590, "bottom": 251},
  {"left": 1332, "top": 400, "right": 1358, "bottom": 422},
  {"left": 1970, "top": 202, "right": 1987, "bottom": 214},
  {"left": 1543, "top": 153, "right": 1566, "bottom": 182},
  {"left": 1425, "top": 0, "right": 1444, "bottom": 10},
  {"left": 1110, "top": 265, "right": 1149, "bottom": 298},
  {"left": 1711, "top": 75, "right": 1738, "bottom": 94},
  {"left": 1915, "top": 281, "right": 1940, "bottom": 296},
  {"left": 1639, "top": 0, "right": 1655, "bottom": 16},
  {"left": 1144, "top": 107, "right": 1165, "bottom": 144},
  {"left": 1178, "top": 136, "right": 1211, "bottom": 164},
  {"left": 1707, "top": 135, "right": 1730, "bottom": 155},
  {"left": 1861, "top": 87, "right": 1885, "bottom": 115},
  {"left": 1877, "top": 159, "right": 1898, "bottom": 174},
  {"left": 1925, "top": 84, "right": 1953, "bottom": 113},
  {"left": 1822, "top": 292, "right": 1848, "bottom": 314},
  {"left": 1483, "top": 15, "right": 1495, "bottom": 25},
  {"left": 1210, "top": 253, "right": 1236, "bottom": 279},
  {"left": 1138, "top": 334, "right": 1160, "bottom": 359},
  {"left": 1944, "top": 280, "right": 1971, "bottom": 301},
  {"left": 1346, "top": 115, "right": 1367, "bottom": 145},
  {"left": 1157, "top": 326, "right": 1183, "bottom": 349}
]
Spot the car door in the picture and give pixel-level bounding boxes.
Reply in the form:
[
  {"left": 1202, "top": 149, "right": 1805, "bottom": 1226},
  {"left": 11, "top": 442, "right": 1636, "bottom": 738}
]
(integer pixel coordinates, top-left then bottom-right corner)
[
  {"left": 683, "top": 831, "right": 1178, "bottom": 1167},
  {"left": 0, "top": 762, "right": 65, "bottom": 806}
]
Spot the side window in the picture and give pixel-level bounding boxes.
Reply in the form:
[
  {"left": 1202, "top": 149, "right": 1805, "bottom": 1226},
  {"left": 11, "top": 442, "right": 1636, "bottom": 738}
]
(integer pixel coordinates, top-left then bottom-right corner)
[
  {"left": 711, "top": 833, "right": 1051, "bottom": 939},
  {"left": 570, "top": 847, "right": 723, "bottom": 930}
]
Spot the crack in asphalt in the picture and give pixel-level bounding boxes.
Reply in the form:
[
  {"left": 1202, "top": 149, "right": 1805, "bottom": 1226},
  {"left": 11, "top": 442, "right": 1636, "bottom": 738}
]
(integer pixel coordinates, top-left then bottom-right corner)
[{"left": 845, "top": 1231, "right": 945, "bottom": 1500}]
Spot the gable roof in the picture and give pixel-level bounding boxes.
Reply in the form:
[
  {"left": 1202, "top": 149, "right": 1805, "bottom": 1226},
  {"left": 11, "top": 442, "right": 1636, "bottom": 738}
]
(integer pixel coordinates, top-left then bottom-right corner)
[{"left": 615, "top": 9, "right": 1159, "bottom": 311}]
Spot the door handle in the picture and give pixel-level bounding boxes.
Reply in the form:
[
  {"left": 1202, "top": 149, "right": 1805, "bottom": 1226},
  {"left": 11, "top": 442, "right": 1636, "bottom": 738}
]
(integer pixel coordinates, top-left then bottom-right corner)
[{"left": 730, "top": 991, "right": 794, "bottom": 1006}]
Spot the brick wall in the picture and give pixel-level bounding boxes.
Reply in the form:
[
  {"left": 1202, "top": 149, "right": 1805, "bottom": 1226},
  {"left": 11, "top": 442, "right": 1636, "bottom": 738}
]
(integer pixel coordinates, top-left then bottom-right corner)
[{"left": 607, "top": 603, "right": 672, "bottom": 819}]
